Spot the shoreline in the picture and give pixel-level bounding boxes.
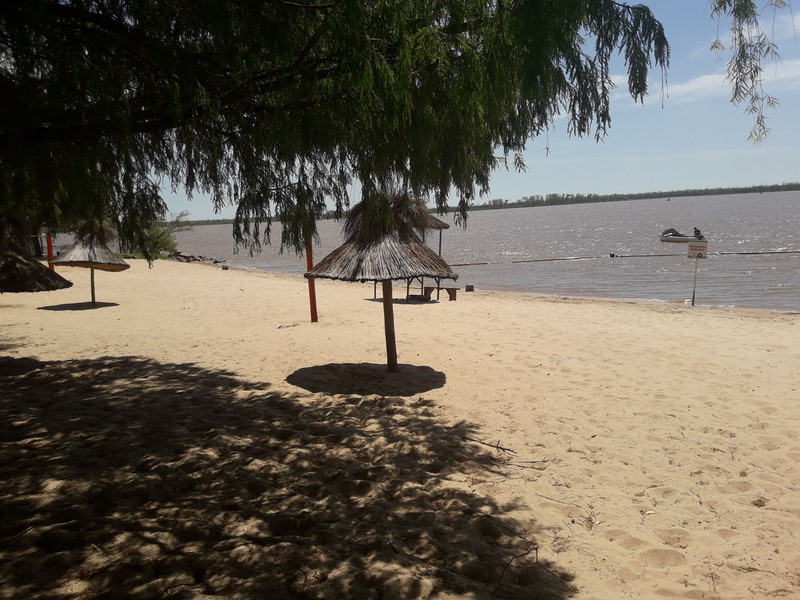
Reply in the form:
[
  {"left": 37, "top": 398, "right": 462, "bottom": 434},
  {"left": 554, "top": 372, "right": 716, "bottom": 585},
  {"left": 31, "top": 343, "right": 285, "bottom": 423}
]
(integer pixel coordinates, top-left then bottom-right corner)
[
  {"left": 2, "top": 259, "right": 799, "bottom": 599},
  {"left": 171, "top": 192, "right": 800, "bottom": 314},
  {"left": 203, "top": 259, "right": 800, "bottom": 316}
]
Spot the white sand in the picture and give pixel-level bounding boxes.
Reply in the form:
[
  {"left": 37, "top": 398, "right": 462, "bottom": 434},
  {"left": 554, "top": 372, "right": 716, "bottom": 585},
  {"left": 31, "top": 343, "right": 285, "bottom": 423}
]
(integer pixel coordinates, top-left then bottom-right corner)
[{"left": 1, "top": 259, "right": 798, "bottom": 599}]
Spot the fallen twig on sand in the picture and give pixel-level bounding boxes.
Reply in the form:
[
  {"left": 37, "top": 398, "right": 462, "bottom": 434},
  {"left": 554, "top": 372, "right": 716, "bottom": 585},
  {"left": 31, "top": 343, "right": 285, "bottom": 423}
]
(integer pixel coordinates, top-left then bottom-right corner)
[
  {"left": 462, "top": 437, "right": 517, "bottom": 455},
  {"left": 160, "top": 575, "right": 183, "bottom": 598},
  {"left": 471, "top": 512, "right": 541, "bottom": 594},
  {"left": 494, "top": 544, "right": 539, "bottom": 594},
  {"left": 504, "top": 459, "right": 558, "bottom": 470},
  {"left": 0, "top": 526, "right": 33, "bottom": 550},
  {"left": 534, "top": 493, "right": 584, "bottom": 509},
  {"left": 715, "top": 562, "right": 777, "bottom": 575}
]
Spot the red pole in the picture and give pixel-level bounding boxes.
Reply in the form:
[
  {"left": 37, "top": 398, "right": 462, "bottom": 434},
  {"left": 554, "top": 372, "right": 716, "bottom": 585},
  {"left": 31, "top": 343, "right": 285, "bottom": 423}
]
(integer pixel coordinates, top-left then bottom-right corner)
[
  {"left": 46, "top": 234, "right": 54, "bottom": 270},
  {"left": 306, "top": 241, "right": 318, "bottom": 323}
]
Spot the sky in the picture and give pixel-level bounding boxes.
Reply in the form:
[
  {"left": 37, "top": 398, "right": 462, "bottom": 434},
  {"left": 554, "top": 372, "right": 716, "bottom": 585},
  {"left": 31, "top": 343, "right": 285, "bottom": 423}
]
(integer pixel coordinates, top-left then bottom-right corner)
[{"left": 167, "top": 1, "right": 800, "bottom": 220}]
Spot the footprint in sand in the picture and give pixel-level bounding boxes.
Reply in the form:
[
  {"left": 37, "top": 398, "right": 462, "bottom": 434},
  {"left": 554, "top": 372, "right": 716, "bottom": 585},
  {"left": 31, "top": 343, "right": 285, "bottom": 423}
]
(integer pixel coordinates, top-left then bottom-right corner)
[
  {"left": 617, "top": 565, "right": 643, "bottom": 583},
  {"left": 656, "top": 528, "right": 690, "bottom": 548},
  {"left": 639, "top": 547, "right": 686, "bottom": 568},
  {"left": 605, "top": 529, "right": 647, "bottom": 551},
  {"left": 719, "top": 480, "right": 753, "bottom": 494}
]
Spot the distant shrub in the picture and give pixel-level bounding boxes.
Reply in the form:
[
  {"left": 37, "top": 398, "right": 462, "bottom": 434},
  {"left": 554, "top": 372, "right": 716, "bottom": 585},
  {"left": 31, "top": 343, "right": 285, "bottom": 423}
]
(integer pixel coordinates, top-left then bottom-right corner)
[{"left": 140, "top": 211, "right": 191, "bottom": 257}]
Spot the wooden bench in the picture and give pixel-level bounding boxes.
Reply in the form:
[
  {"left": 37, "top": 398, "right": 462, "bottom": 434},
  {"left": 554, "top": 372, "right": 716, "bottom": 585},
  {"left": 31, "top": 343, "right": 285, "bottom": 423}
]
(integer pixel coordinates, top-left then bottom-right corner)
[{"left": 424, "top": 285, "right": 459, "bottom": 301}]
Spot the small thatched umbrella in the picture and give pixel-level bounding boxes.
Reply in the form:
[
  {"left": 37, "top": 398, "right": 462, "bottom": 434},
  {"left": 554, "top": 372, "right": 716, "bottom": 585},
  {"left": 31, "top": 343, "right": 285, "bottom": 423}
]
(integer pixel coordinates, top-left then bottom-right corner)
[
  {"left": 50, "top": 241, "right": 129, "bottom": 304},
  {"left": 1, "top": 249, "right": 74, "bottom": 293},
  {"left": 306, "top": 194, "right": 457, "bottom": 371},
  {"left": 0, "top": 218, "right": 74, "bottom": 293},
  {"left": 418, "top": 213, "right": 450, "bottom": 254}
]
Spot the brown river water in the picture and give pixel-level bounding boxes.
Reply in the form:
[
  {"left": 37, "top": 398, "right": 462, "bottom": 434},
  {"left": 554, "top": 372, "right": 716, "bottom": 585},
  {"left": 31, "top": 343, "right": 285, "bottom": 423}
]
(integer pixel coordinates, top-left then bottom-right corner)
[{"left": 173, "top": 191, "right": 800, "bottom": 311}]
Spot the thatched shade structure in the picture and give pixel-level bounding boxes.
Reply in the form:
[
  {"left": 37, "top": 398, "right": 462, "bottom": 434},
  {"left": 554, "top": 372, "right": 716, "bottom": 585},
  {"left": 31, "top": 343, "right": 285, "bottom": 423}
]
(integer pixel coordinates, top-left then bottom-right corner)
[
  {"left": 419, "top": 212, "right": 450, "bottom": 257},
  {"left": 307, "top": 228, "right": 457, "bottom": 283},
  {"left": 1, "top": 249, "right": 73, "bottom": 293},
  {"left": 419, "top": 213, "right": 450, "bottom": 231},
  {"left": 306, "top": 194, "right": 457, "bottom": 371},
  {"left": 50, "top": 241, "right": 129, "bottom": 304}
]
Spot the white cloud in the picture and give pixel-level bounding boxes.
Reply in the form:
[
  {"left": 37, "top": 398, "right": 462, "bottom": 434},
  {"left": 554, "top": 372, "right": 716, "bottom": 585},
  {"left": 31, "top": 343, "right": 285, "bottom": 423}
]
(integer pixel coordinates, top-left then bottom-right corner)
[
  {"left": 666, "top": 72, "right": 729, "bottom": 101},
  {"left": 763, "top": 58, "right": 800, "bottom": 88},
  {"left": 772, "top": 11, "right": 800, "bottom": 41},
  {"left": 610, "top": 74, "right": 627, "bottom": 88},
  {"left": 651, "top": 57, "right": 800, "bottom": 105}
]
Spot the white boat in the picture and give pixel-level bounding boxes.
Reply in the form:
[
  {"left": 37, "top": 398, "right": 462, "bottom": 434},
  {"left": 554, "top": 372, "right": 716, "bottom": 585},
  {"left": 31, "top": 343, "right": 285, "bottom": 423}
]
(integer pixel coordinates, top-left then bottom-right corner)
[{"left": 660, "top": 228, "right": 705, "bottom": 243}]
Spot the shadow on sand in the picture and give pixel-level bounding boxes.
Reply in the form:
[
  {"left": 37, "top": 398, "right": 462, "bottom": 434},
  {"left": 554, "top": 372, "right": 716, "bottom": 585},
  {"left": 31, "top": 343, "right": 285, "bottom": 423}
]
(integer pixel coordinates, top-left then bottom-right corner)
[
  {"left": 37, "top": 301, "right": 119, "bottom": 311},
  {"left": 0, "top": 355, "right": 577, "bottom": 599},
  {"left": 365, "top": 296, "right": 441, "bottom": 305},
  {"left": 287, "top": 362, "right": 446, "bottom": 396}
]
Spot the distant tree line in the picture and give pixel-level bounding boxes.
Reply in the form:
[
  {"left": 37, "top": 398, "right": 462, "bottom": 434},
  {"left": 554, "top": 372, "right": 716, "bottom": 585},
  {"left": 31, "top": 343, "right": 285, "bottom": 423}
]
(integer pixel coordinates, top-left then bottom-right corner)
[
  {"left": 182, "top": 182, "right": 800, "bottom": 225},
  {"left": 176, "top": 218, "right": 234, "bottom": 227},
  {"left": 471, "top": 182, "right": 800, "bottom": 212}
]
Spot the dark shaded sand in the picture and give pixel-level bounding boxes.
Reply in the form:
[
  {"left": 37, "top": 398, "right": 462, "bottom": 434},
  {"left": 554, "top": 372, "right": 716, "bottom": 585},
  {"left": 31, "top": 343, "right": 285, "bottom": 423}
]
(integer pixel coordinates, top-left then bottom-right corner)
[{"left": 1, "top": 356, "right": 574, "bottom": 599}]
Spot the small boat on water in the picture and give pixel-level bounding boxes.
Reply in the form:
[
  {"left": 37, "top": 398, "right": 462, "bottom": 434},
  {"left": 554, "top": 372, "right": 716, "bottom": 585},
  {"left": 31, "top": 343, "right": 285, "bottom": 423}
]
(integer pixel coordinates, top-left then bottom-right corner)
[{"left": 660, "top": 227, "right": 705, "bottom": 243}]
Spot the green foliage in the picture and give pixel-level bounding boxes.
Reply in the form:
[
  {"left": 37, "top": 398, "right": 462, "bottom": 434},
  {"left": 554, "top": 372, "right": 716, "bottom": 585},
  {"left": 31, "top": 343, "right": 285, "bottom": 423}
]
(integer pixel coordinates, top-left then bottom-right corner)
[
  {"left": 0, "top": 1, "right": 787, "bottom": 254},
  {"left": 710, "top": 0, "right": 787, "bottom": 143},
  {"left": 344, "top": 191, "right": 433, "bottom": 244},
  {"left": 73, "top": 220, "right": 118, "bottom": 247},
  {"left": 137, "top": 211, "right": 191, "bottom": 258}
]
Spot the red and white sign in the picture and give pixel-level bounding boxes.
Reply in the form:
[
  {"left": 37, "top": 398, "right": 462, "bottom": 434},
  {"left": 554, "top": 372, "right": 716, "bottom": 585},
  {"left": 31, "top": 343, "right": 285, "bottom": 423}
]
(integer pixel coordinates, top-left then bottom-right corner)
[{"left": 688, "top": 240, "right": 708, "bottom": 259}]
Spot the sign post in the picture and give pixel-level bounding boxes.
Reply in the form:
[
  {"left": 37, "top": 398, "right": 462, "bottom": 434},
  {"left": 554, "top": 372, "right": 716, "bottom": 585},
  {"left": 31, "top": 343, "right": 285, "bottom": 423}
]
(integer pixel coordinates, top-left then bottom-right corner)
[{"left": 687, "top": 240, "right": 708, "bottom": 306}]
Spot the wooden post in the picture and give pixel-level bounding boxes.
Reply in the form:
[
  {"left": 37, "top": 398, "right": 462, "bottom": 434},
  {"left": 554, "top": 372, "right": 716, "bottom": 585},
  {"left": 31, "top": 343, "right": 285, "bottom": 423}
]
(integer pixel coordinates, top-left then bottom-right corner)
[
  {"left": 90, "top": 268, "right": 96, "bottom": 305},
  {"left": 687, "top": 239, "right": 707, "bottom": 307},
  {"left": 381, "top": 279, "right": 398, "bottom": 372},
  {"left": 306, "top": 241, "right": 318, "bottom": 323}
]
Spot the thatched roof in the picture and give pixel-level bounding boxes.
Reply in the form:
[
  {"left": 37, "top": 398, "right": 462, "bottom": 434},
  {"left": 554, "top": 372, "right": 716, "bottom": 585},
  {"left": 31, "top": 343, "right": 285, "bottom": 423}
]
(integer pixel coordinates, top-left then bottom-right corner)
[
  {"left": 50, "top": 242, "right": 130, "bottom": 272},
  {"left": 421, "top": 213, "right": 450, "bottom": 230},
  {"left": 344, "top": 195, "right": 451, "bottom": 241},
  {"left": 306, "top": 228, "right": 457, "bottom": 283},
  {"left": 1, "top": 250, "right": 74, "bottom": 293}
]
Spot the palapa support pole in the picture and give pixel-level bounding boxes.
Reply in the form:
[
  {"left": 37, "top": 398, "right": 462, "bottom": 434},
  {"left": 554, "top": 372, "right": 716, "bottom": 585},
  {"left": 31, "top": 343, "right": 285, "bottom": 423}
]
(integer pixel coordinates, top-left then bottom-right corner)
[
  {"left": 46, "top": 234, "right": 54, "bottom": 270},
  {"left": 305, "top": 240, "right": 318, "bottom": 323},
  {"left": 381, "top": 279, "right": 398, "bottom": 372},
  {"left": 90, "top": 268, "right": 96, "bottom": 305}
]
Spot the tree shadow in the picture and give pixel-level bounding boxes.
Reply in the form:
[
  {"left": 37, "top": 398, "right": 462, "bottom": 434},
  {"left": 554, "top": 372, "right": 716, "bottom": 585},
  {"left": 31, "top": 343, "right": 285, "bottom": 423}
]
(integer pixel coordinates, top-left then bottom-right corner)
[
  {"left": 0, "top": 355, "right": 577, "bottom": 600},
  {"left": 37, "top": 301, "right": 119, "bottom": 311},
  {"left": 287, "top": 362, "right": 446, "bottom": 396}
]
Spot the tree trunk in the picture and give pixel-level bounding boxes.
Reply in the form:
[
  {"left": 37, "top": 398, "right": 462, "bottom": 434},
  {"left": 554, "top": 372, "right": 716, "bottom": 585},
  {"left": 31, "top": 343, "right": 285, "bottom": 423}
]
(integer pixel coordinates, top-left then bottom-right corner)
[
  {"left": 381, "top": 280, "right": 397, "bottom": 372},
  {"left": 0, "top": 217, "right": 9, "bottom": 256}
]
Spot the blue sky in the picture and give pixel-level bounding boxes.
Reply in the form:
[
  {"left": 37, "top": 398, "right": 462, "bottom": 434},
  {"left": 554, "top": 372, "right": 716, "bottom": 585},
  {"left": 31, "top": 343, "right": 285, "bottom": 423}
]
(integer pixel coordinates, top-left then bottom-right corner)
[{"left": 168, "top": 1, "right": 800, "bottom": 220}]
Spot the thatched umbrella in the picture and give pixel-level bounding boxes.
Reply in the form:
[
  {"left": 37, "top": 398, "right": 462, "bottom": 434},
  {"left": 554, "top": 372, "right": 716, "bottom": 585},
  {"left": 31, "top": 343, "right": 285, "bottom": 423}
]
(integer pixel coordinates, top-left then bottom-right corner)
[
  {"left": 0, "top": 217, "right": 74, "bottom": 293},
  {"left": 1, "top": 249, "right": 74, "bottom": 293},
  {"left": 419, "top": 213, "right": 450, "bottom": 254},
  {"left": 306, "top": 194, "right": 457, "bottom": 371},
  {"left": 50, "top": 241, "right": 129, "bottom": 304}
]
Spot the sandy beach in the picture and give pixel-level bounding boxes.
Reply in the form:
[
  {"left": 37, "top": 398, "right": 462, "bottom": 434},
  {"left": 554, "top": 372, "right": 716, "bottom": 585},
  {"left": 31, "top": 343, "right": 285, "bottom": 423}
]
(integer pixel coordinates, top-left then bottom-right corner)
[{"left": 2, "top": 259, "right": 799, "bottom": 599}]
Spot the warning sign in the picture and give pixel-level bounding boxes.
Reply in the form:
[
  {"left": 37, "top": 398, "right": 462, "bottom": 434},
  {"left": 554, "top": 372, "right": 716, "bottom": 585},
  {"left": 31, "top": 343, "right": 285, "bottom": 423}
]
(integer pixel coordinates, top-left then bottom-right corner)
[{"left": 687, "top": 240, "right": 708, "bottom": 259}]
